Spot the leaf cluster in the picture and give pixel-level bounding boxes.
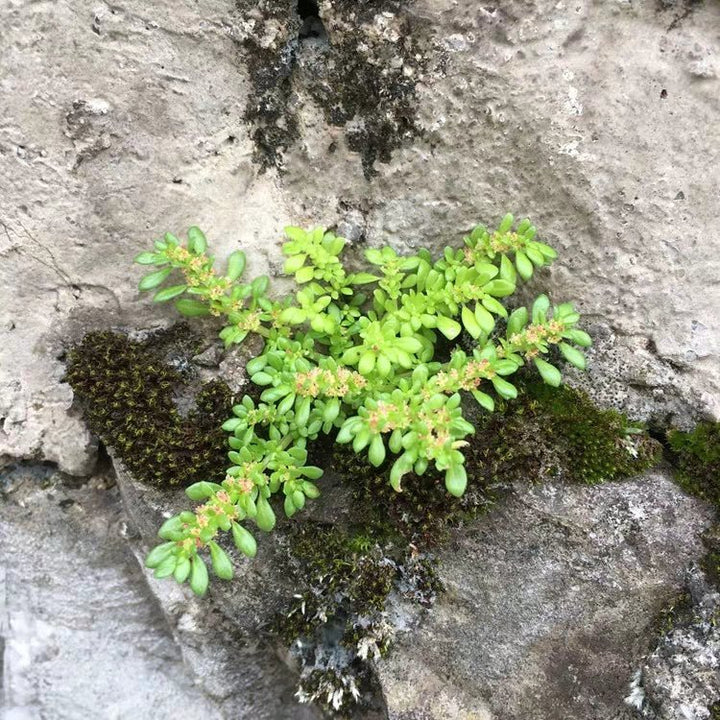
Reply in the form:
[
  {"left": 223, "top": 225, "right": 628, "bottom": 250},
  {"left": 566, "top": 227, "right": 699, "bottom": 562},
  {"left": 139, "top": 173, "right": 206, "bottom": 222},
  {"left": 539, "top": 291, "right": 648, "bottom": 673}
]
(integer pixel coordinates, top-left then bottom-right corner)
[{"left": 136, "top": 215, "right": 592, "bottom": 595}]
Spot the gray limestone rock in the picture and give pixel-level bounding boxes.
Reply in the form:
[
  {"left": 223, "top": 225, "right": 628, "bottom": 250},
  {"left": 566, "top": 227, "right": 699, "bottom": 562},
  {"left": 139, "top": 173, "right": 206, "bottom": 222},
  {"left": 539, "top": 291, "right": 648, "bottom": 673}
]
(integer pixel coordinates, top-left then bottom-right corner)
[
  {"left": 112, "top": 453, "right": 356, "bottom": 719},
  {"left": 375, "top": 471, "right": 715, "bottom": 720},
  {"left": 2, "top": 0, "right": 719, "bottom": 717},
  {"left": 0, "top": 464, "right": 223, "bottom": 719},
  {"left": 631, "top": 552, "right": 720, "bottom": 719}
]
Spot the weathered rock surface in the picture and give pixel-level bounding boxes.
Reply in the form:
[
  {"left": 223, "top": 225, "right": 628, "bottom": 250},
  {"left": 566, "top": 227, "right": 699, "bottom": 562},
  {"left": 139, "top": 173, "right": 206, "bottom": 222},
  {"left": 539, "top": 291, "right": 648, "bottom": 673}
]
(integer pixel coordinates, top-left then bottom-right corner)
[
  {"left": 376, "top": 471, "right": 715, "bottom": 720},
  {"left": 1, "top": 0, "right": 719, "bottom": 473},
  {"left": 0, "top": 0, "right": 290, "bottom": 474},
  {"left": 2, "top": 456, "right": 715, "bottom": 718},
  {"left": 636, "top": 564, "right": 720, "bottom": 719},
  {"left": 112, "top": 454, "right": 353, "bottom": 719},
  {"left": 0, "top": 464, "right": 223, "bottom": 719}
]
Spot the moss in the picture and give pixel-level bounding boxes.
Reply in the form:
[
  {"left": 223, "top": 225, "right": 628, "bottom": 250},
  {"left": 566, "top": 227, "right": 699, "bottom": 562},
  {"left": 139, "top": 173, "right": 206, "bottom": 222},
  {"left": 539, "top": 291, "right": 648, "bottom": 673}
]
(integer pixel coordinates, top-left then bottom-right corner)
[
  {"left": 237, "top": 0, "right": 428, "bottom": 176},
  {"left": 479, "top": 380, "right": 662, "bottom": 487},
  {"left": 667, "top": 420, "right": 720, "bottom": 588},
  {"left": 274, "top": 443, "right": 457, "bottom": 712},
  {"left": 651, "top": 590, "right": 694, "bottom": 637},
  {"left": 65, "top": 327, "right": 232, "bottom": 488},
  {"left": 668, "top": 422, "right": 720, "bottom": 508}
]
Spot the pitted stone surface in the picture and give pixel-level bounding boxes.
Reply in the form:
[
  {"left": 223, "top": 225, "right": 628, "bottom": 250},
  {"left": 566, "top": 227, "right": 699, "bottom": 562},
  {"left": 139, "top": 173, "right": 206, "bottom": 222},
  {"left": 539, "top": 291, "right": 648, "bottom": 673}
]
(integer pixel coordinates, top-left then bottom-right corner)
[{"left": 376, "top": 471, "right": 714, "bottom": 720}]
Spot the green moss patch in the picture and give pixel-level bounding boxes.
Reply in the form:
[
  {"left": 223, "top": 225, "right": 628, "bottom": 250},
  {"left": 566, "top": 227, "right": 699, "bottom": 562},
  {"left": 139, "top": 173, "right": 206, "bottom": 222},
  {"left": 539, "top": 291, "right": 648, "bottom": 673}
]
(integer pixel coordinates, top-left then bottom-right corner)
[
  {"left": 464, "top": 380, "right": 661, "bottom": 487},
  {"left": 65, "top": 327, "right": 232, "bottom": 488},
  {"left": 668, "top": 422, "right": 720, "bottom": 507}
]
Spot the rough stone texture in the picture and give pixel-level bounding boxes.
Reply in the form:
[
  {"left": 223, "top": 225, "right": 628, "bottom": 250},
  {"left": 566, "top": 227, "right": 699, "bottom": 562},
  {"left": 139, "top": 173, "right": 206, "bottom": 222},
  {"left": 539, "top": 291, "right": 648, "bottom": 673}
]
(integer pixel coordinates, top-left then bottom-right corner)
[
  {"left": 2, "top": 0, "right": 719, "bottom": 714},
  {"left": 278, "top": 0, "right": 720, "bottom": 428},
  {"left": 1, "top": 0, "right": 718, "bottom": 475},
  {"left": 636, "top": 563, "right": 720, "bottom": 720},
  {"left": 376, "top": 471, "right": 715, "bottom": 720},
  {"left": 0, "top": 0, "right": 290, "bottom": 474},
  {"left": 0, "top": 463, "right": 223, "bottom": 719}
]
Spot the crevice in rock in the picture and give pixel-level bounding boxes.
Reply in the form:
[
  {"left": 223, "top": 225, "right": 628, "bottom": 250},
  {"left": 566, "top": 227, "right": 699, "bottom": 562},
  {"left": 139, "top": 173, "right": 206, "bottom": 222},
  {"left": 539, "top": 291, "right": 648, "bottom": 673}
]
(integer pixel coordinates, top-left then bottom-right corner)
[{"left": 297, "top": 0, "right": 327, "bottom": 42}]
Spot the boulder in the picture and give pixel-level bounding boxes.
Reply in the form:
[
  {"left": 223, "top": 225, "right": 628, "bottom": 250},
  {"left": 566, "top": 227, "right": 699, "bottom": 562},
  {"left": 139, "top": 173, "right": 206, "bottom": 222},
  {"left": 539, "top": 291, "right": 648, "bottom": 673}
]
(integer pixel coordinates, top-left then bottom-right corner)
[
  {"left": 0, "top": 464, "right": 223, "bottom": 719},
  {"left": 375, "top": 471, "right": 715, "bottom": 719},
  {"left": 1, "top": 0, "right": 719, "bottom": 473}
]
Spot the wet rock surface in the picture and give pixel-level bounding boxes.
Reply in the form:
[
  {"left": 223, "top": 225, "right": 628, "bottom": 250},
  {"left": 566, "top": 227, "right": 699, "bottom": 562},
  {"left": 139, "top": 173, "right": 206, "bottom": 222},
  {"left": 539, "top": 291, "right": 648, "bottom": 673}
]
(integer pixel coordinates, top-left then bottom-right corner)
[{"left": 376, "top": 471, "right": 715, "bottom": 720}]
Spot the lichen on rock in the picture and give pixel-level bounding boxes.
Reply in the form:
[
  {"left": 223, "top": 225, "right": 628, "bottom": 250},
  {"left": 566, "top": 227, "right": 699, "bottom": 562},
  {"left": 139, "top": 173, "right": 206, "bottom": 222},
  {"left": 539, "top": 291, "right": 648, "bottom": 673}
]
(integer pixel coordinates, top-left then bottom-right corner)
[{"left": 624, "top": 422, "right": 720, "bottom": 718}]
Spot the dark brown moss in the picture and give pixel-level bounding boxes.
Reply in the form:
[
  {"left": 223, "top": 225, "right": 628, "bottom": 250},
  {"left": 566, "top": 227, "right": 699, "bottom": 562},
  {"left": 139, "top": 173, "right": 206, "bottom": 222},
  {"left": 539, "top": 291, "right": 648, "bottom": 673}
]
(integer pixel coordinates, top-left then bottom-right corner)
[
  {"left": 237, "top": 0, "right": 430, "bottom": 176},
  {"left": 65, "top": 327, "right": 232, "bottom": 488}
]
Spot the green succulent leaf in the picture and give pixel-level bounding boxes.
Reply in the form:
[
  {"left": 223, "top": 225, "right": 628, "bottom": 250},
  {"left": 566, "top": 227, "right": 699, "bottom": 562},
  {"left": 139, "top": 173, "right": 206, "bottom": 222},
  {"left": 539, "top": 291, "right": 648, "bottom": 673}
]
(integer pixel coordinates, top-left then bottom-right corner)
[
  {"left": 507, "top": 307, "right": 528, "bottom": 337},
  {"left": 138, "top": 268, "right": 172, "bottom": 291},
  {"left": 437, "top": 316, "right": 462, "bottom": 340},
  {"left": 255, "top": 496, "right": 276, "bottom": 532},
  {"left": 559, "top": 342, "right": 587, "bottom": 370},
  {"left": 187, "top": 226, "right": 207, "bottom": 254},
  {"left": 349, "top": 272, "right": 381, "bottom": 285},
  {"left": 145, "top": 542, "right": 176, "bottom": 569},
  {"left": 209, "top": 541, "right": 234, "bottom": 580},
  {"left": 153, "top": 285, "right": 188, "bottom": 302},
  {"left": 445, "top": 463, "right": 467, "bottom": 497},
  {"left": 461, "top": 306, "right": 482, "bottom": 339},
  {"left": 135, "top": 251, "right": 162, "bottom": 265},
  {"left": 535, "top": 357, "right": 562, "bottom": 387},
  {"left": 368, "top": 435, "right": 386, "bottom": 467},
  {"left": 226, "top": 250, "right": 247, "bottom": 281},
  {"left": 175, "top": 298, "right": 211, "bottom": 317},
  {"left": 190, "top": 556, "right": 209, "bottom": 597},
  {"left": 295, "top": 266, "right": 315, "bottom": 284}
]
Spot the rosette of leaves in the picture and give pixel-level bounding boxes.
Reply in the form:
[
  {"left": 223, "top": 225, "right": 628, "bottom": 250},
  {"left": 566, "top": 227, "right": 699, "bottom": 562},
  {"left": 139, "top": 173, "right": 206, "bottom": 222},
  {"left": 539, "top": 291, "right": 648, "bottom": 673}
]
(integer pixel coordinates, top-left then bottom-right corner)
[{"left": 134, "top": 215, "right": 591, "bottom": 595}]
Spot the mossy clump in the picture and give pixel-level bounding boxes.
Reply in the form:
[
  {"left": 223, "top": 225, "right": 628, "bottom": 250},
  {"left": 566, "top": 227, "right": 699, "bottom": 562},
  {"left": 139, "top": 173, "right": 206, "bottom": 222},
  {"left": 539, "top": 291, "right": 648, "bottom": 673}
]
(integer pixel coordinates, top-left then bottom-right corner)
[
  {"left": 65, "top": 327, "right": 232, "bottom": 487},
  {"left": 238, "top": 0, "right": 428, "bottom": 176},
  {"left": 668, "top": 422, "right": 720, "bottom": 507},
  {"left": 651, "top": 590, "right": 694, "bottom": 637},
  {"left": 276, "top": 523, "right": 443, "bottom": 712},
  {"left": 473, "top": 380, "right": 662, "bottom": 487}
]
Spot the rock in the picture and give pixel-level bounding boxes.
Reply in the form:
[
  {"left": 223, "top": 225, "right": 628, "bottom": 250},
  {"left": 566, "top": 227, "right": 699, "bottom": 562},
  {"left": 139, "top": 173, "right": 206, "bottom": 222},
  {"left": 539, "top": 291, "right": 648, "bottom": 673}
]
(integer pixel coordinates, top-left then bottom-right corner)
[
  {"left": 112, "top": 453, "right": 347, "bottom": 719},
  {"left": 375, "top": 471, "right": 715, "bottom": 720},
  {"left": 1, "top": 0, "right": 719, "bottom": 471},
  {"left": 636, "top": 565, "right": 720, "bottom": 719},
  {"left": 0, "top": 0, "right": 289, "bottom": 474},
  {"left": 0, "top": 464, "right": 223, "bottom": 719},
  {"left": 277, "top": 0, "right": 720, "bottom": 428}
]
